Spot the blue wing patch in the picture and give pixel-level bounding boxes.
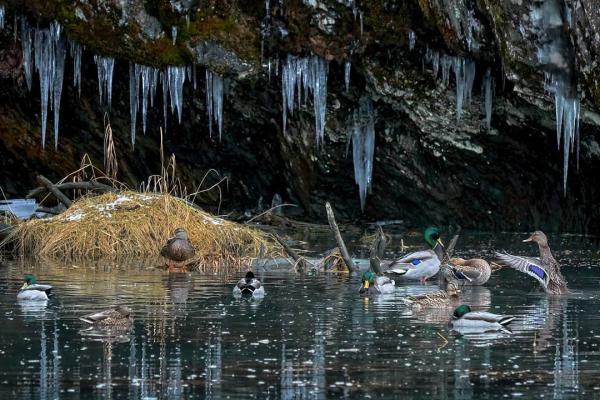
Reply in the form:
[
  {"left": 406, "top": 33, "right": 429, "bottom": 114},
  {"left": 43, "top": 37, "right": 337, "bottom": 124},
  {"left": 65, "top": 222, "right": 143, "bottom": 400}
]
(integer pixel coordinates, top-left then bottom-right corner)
[
  {"left": 411, "top": 259, "right": 422, "bottom": 266},
  {"left": 528, "top": 264, "right": 547, "bottom": 280},
  {"left": 451, "top": 269, "right": 468, "bottom": 280}
]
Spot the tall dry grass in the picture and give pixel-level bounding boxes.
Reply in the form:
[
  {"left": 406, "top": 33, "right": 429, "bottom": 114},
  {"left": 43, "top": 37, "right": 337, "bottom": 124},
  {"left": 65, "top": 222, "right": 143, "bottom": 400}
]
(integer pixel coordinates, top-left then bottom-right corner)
[{"left": 9, "top": 191, "right": 277, "bottom": 266}]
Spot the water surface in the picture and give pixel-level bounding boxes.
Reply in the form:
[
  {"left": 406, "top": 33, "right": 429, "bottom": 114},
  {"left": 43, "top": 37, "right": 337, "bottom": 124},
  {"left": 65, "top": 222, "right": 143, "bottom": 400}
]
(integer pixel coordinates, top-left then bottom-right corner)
[{"left": 0, "top": 232, "right": 599, "bottom": 399}]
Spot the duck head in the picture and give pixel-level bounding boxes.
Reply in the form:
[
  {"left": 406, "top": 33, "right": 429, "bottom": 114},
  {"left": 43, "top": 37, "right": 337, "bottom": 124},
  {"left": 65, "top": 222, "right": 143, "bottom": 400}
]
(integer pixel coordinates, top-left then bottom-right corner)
[
  {"left": 446, "top": 282, "right": 461, "bottom": 297},
  {"left": 424, "top": 227, "right": 445, "bottom": 260},
  {"left": 22, "top": 274, "right": 37, "bottom": 289},
  {"left": 452, "top": 304, "right": 471, "bottom": 319},
  {"left": 115, "top": 306, "right": 132, "bottom": 317},
  {"left": 359, "top": 271, "right": 376, "bottom": 295},
  {"left": 449, "top": 257, "right": 466, "bottom": 266},
  {"left": 523, "top": 231, "right": 548, "bottom": 246},
  {"left": 173, "top": 228, "right": 189, "bottom": 240},
  {"left": 245, "top": 271, "right": 255, "bottom": 282}
]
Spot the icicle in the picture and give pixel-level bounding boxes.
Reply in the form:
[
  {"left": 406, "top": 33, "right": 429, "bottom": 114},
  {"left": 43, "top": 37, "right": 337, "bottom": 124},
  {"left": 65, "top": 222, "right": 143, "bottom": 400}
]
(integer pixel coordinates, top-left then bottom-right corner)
[
  {"left": 192, "top": 64, "right": 197, "bottom": 90},
  {"left": 440, "top": 54, "right": 452, "bottom": 86},
  {"left": 206, "top": 70, "right": 224, "bottom": 139},
  {"left": 344, "top": 60, "right": 351, "bottom": 92},
  {"left": 0, "top": 6, "right": 5, "bottom": 30},
  {"left": 171, "top": 26, "right": 177, "bottom": 45},
  {"left": 33, "top": 25, "right": 55, "bottom": 148},
  {"left": 68, "top": 40, "right": 82, "bottom": 97},
  {"left": 281, "top": 54, "right": 329, "bottom": 145},
  {"left": 13, "top": 12, "right": 17, "bottom": 42},
  {"left": 20, "top": 17, "right": 33, "bottom": 91},
  {"left": 52, "top": 26, "right": 66, "bottom": 150},
  {"left": 166, "top": 65, "right": 186, "bottom": 123},
  {"left": 408, "top": 31, "right": 416, "bottom": 51},
  {"left": 129, "top": 63, "right": 139, "bottom": 145},
  {"left": 161, "top": 70, "right": 168, "bottom": 125},
  {"left": 359, "top": 11, "right": 364, "bottom": 36},
  {"left": 94, "top": 55, "right": 115, "bottom": 107},
  {"left": 349, "top": 97, "right": 375, "bottom": 211},
  {"left": 453, "top": 56, "right": 476, "bottom": 120},
  {"left": 545, "top": 73, "right": 580, "bottom": 192},
  {"left": 483, "top": 68, "right": 493, "bottom": 130}
]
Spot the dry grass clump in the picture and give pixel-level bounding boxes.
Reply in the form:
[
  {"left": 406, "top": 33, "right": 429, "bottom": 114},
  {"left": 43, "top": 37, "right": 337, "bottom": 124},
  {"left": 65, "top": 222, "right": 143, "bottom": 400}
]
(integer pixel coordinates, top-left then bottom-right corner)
[{"left": 8, "top": 191, "right": 277, "bottom": 266}]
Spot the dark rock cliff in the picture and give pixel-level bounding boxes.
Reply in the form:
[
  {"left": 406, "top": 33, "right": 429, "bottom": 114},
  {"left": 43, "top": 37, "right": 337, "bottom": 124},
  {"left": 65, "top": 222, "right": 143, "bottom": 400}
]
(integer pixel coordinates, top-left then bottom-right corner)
[{"left": 0, "top": 0, "right": 598, "bottom": 233}]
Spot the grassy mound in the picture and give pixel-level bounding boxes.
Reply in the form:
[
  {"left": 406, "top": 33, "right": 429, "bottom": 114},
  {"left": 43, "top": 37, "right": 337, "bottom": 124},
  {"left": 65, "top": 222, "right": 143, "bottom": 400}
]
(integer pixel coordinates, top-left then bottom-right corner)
[{"left": 7, "top": 191, "right": 277, "bottom": 266}]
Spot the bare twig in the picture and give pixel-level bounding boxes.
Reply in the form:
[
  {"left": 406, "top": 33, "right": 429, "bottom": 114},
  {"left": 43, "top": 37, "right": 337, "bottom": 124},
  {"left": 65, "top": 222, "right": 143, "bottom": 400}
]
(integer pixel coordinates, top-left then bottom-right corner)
[
  {"left": 325, "top": 202, "right": 358, "bottom": 273},
  {"left": 103, "top": 114, "right": 118, "bottom": 180},
  {"left": 28, "top": 181, "right": 117, "bottom": 198}
]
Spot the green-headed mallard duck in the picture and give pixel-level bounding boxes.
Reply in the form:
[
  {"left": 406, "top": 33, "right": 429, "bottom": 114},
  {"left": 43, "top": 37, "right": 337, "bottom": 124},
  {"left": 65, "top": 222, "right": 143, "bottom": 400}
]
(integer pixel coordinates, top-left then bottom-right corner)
[
  {"left": 80, "top": 306, "right": 133, "bottom": 328},
  {"left": 446, "top": 258, "right": 492, "bottom": 286},
  {"left": 161, "top": 228, "right": 195, "bottom": 271},
  {"left": 404, "top": 281, "right": 460, "bottom": 308},
  {"left": 495, "top": 231, "right": 567, "bottom": 295},
  {"left": 449, "top": 304, "right": 515, "bottom": 332},
  {"left": 359, "top": 271, "right": 395, "bottom": 295},
  {"left": 233, "top": 271, "right": 265, "bottom": 297},
  {"left": 17, "top": 274, "right": 52, "bottom": 301},
  {"left": 386, "top": 227, "right": 445, "bottom": 283}
]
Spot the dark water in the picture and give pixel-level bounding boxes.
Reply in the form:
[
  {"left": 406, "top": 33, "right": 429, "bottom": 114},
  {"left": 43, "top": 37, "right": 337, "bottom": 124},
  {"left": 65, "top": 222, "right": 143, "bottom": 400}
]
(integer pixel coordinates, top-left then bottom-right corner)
[{"left": 0, "top": 232, "right": 599, "bottom": 399}]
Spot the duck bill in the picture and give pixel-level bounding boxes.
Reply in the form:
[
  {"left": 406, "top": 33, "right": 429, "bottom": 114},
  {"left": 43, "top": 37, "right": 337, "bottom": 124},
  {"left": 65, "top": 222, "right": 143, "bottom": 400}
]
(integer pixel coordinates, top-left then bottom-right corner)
[
  {"left": 522, "top": 236, "right": 533, "bottom": 242},
  {"left": 363, "top": 281, "right": 370, "bottom": 290},
  {"left": 20, "top": 282, "right": 28, "bottom": 290},
  {"left": 436, "top": 238, "right": 445, "bottom": 248}
]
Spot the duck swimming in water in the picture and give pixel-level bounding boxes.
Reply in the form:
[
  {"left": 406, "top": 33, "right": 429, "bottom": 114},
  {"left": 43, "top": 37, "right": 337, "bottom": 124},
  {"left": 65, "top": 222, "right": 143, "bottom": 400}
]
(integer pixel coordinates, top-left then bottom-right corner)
[
  {"left": 233, "top": 271, "right": 265, "bottom": 297},
  {"left": 79, "top": 306, "right": 133, "bottom": 328},
  {"left": 359, "top": 271, "right": 395, "bottom": 295},
  {"left": 386, "top": 227, "right": 445, "bottom": 283},
  {"left": 446, "top": 257, "right": 492, "bottom": 286},
  {"left": 17, "top": 274, "right": 52, "bottom": 301},
  {"left": 495, "top": 231, "right": 567, "bottom": 295},
  {"left": 404, "top": 281, "right": 460, "bottom": 308},
  {"left": 448, "top": 304, "right": 515, "bottom": 333}
]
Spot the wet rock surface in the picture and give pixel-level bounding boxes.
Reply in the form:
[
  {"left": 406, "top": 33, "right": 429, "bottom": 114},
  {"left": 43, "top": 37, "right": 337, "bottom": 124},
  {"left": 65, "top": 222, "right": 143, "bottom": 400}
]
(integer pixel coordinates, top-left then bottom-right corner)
[{"left": 0, "top": 0, "right": 598, "bottom": 233}]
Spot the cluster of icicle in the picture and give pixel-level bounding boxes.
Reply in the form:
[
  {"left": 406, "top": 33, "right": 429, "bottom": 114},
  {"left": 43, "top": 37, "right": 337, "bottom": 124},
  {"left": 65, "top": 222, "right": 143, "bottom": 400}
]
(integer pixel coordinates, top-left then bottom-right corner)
[
  {"left": 128, "top": 63, "right": 224, "bottom": 145},
  {"left": 348, "top": 97, "right": 376, "bottom": 211},
  {"left": 281, "top": 54, "right": 329, "bottom": 146},
  {"left": 19, "top": 18, "right": 67, "bottom": 149},
  {"left": 0, "top": 5, "right": 5, "bottom": 30},
  {"left": 544, "top": 73, "right": 580, "bottom": 192},
  {"left": 424, "top": 48, "right": 493, "bottom": 128}
]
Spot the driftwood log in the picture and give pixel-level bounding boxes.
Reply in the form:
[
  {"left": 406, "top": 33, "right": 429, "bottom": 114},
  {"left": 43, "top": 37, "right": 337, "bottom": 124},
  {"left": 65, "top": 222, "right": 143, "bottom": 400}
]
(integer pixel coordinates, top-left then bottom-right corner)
[
  {"left": 325, "top": 202, "right": 359, "bottom": 274},
  {"left": 273, "top": 234, "right": 312, "bottom": 271},
  {"left": 28, "top": 179, "right": 117, "bottom": 199},
  {"left": 36, "top": 175, "right": 72, "bottom": 208}
]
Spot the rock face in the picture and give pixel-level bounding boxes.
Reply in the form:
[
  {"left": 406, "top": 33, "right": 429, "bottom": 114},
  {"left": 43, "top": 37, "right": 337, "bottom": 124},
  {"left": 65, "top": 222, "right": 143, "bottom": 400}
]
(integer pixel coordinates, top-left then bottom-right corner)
[{"left": 0, "top": 0, "right": 599, "bottom": 233}]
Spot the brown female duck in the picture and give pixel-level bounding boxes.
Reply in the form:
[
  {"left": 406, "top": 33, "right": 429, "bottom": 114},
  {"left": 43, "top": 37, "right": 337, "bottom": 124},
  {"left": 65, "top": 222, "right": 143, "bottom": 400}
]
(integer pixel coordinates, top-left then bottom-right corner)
[
  {"left": 496, "top": 231, "right": 567, "bottom": 295},
  {"left": 161, "top": 228, "right": 195, "bottom": 271},
  {"left": 446, "top": 257, "right": 492, "bottom": 286}
]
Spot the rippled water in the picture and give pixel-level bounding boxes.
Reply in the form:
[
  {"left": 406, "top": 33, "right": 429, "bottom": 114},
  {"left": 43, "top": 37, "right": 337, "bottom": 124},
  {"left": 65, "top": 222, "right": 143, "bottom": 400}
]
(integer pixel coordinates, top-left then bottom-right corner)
[{"left": 0, "top": 232, "right": 599, "bottom": 399}]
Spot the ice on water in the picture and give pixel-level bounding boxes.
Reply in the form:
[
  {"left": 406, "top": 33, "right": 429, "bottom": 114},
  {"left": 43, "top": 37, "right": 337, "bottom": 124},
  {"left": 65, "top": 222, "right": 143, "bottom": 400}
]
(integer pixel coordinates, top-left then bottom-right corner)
[
  {"left": 281, "top": 54, "right": 329, "bottom": 146},
  {"left": 348, "top": 97, "right": 376, "bottom": 211}
]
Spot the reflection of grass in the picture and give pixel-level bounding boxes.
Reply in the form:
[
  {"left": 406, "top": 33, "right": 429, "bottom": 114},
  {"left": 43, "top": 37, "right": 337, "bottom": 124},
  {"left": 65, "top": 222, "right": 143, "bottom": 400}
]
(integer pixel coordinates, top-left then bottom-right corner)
[{"left": 7, "top": 191, "right": 278, "bottom": 267}]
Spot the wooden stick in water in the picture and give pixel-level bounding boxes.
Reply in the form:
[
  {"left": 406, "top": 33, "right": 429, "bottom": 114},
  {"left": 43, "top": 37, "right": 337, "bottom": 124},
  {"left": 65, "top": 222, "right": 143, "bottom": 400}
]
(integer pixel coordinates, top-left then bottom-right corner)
[{"left": 325, "top": 202, "right": 358, "bottom": 274}]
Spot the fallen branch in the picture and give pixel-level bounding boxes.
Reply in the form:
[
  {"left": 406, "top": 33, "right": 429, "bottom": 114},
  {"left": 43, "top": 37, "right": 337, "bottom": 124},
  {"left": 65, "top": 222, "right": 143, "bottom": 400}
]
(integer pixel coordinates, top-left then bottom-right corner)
[
  {"left": 273, "top": 234, "right": 312, "bottom": 272},
  {"left": 325, "top": 202, "right": 358, "bottom": 274},
  {"left": 37, "top": 175, "right": 72, "bottom": 208},
  {"left": 28, "top": 180, "right": 117, "bottom": 199}
]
